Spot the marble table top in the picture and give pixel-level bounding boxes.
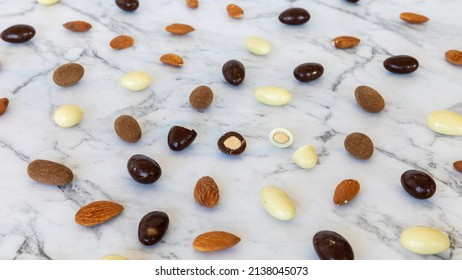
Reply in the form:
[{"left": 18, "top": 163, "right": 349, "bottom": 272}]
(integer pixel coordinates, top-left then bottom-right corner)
[{"left": 1, "top": 0, "right": 461, "bottom": 260}]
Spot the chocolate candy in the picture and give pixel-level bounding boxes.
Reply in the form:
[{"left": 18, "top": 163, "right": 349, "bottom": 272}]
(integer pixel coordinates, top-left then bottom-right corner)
[
  {"left": 115, "top": 0, "right": 139, "bottom": 11},
  {"left": 127, "top": 154, "right": 161, "bottom": 184},
  {"left": 217, "top": 131, "right": 246, "bottom": 155},
  {"left": 167, "top": 125, "right": 197, "bottom": 151},
  {"left": 138, "top": 211, "right": 169, "bottom": 246},
  {"left": 383, "top": 55, "right": 419, "bottom": 74},
  {"left": 1, "top": 24, "right": 35, "bottom": 43},
  {"left": 222, "top": 59, "right": 245, "bottom": 86},
  {"left": 354, "top": 85, "right": 385, "bottom": 113},
  {"left": 313, "top": 230, "right": 354, "bottom": 260},
  {"left": 189, "top": 85, "right": 214, "bottom": 110},
  {"left": 293, "top": 63, "right": 324, "bottom": 82},
  {"left": 53, "top": 63, "right": 85, "bottom": 87},
  {"left": 278, "top": 8, "right": 310, "bottom": 25},
  {"left": 344, "top": 132, "right": 374, "bottom": 160},
  {"left": 401, "top": 170, "right": 436, "bottom": 199},
  {"left": 27, "top": 159, "right": 74, "bottom": 186},
  {"left": 346, "top": 0, "right": 359, "bottom": 3},
  {"left": 114, "top": 115, "right": 142, "bottom": 143}
]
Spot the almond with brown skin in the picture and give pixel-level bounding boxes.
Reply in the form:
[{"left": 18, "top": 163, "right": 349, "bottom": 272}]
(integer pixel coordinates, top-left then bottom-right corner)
[
  {"left": 165, "top": 23, "right": 195, "bottom": 35},
  {"left": 332, "top": 36, "right": 361, "bottom": 49},
  {"left": 445, "top": 50, "right": 462, "bottom": 66},
  {"left": 194, "top": 176, "right": 219, "bottom": 207},
  {"left": 193, "top": 231, "right": 241, "bottom": 252},
  {"left": 0, "top": 97, "right": 9, "bottom": 116},
  {"left": 110, "top": 35, "right": 134, "bottom": 50},
  {"left": 453, "top": 160, "right": 462, "bottom": 172},
  {"left": 75, "top": 201, "right": 124, "bottom": 226},
  {"left": 186, "top": 0, "right": 198, "bottom": 8},
  {"left": 63, "top": 21, "right": 92, "bottom": 32},
  {"left": 160, "top": 53, "right": 184, "bottom": 67},
  {"left": 399, "top": 12, "right": 429, "bottom": 24},
  {"left": 333, "top": 179, "right": 360, "bottom": 206},
  {"left": 227, "top": 4, "right": 244, "bottom": 19}
]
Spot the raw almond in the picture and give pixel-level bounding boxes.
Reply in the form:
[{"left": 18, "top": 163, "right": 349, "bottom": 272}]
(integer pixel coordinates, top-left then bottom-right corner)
[
  {"left": 445, "top": 50, "right": 462, "bottom": 66},
  {"left": 332, "top": 36, "right": 361, "bottom": 49},
  {"left": 0, "top": 97, "right": 9, "bottom": 116},
  {"left": 193, "top": 231, "right": 241, "bottom": 252},
  {"left": 227, "top": 4, "right": 244, "bottom": 19},
  {"left": 165, "top": 23, "right": 195, "bottom": 35},
  {"left": 186, "top": 0, "right": 198, "bottom": 8},
  {"left": 110, "top": 35, "right": 134, "bottom": 50},
  {"left": 160, "top": 53, "right": 184, "bottom": 67},
  {"left": 75, "top": 201, "right": 124, "bottom": 226},
  {"left": 333, "top": 179, "right": 360, "bottom": 206},
  {"left": 63, "top": 21, "right": 92, "bottom": 32},
  {"left": 194, "top": 176, "right": 219, "bottom": 207},
  {"left": 399, "top": 12, "right": 429, "bottom": 24},
  {"left": 453, "top": 160, "right": 462, "bottom": 172},
  {"left": 27, "top": 159, "right": 74, "bottom": 186}
]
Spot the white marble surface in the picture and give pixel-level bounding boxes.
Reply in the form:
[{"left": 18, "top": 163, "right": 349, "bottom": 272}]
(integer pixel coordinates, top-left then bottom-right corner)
[{"left": 0, "top": 0, "right": 462, "bottom": 260}]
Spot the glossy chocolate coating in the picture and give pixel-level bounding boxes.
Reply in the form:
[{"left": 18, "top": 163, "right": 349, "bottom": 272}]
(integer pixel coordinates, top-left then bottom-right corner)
[
  {"left": 313, "top": 230, "right": 354, "bottom": 260},
  {"left": 278, "top": 8, "right": 310, "bottom": 25},
  {"left": 222, "top": 59, "right": 245, "bottom": 86},
  {"left": 383, "top": 55, "right": 419, "bottom": 74},
  {"left": 401, "top": 170, "right": 436, "bottom": 199},
  {"left": 127, "top": 154, "right": 161, "bottom": 184},
  {"left": 1, "top": 24, "right": 35, "bottom": 43},
  {"left": 167, "top": 125, "right": 197, "bottom": 151},
  {"left": 346, "top": 0, "right": 360, "bottom": 3},
  {"left": 217, "top": 131, "right": 246, "bottom": 155},
  {"left": 138, "top": 211, "right": 169, "bottom": 246},
  {"left": 115, "top": 0, "right": 139, "bottom": 12},
  {"left": 293, "top": 63, "right": 324, "bottom": 82}
]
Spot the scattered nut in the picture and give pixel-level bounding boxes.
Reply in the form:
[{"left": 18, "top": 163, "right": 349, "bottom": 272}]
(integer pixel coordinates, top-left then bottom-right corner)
[
  {"left": 331, "top": 36, "right": 360, "bottom": 49},
  {"left": 399, "top": 12, "right": 429, "bottom": 24},
  {"left": 63, "top": 21, "right": 92, "bottom": 32},
  {"left": 227, "top": 4, "right": 244, "bottom": 19},
  {"left": 194, "top": 176, "right": 220, "bottom": 207},
  {"left": 165, "top": 23, "right": 195, "bottom": 35},
  {"left": 110, "top": 35, "right": 134, "bottom": 50},
  {"left": 160, "top": 53, "right": 184, "bottom": 67},
  {"left": 445, "top": 50, "right": 462, "bottom": 66}
]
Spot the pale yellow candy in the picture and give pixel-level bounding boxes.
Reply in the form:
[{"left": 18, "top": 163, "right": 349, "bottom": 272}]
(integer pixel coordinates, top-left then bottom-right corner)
[
  {"left": 254, "top": 86, "right": 291, "bottom": 106},
  {"left": 100, "top": 254, "right": 128, "bottom": 260},
  {"left": 400, "top": 226, "right": 450, "bottom": 255},
  {"left": 245, "top": 36, "right": 271, "bottom": 56},
  {"left": 261, "top": 186, "right": 296, "bottom": 221},
  {"left": 120, "top": 71, "right": 152, "bottom": 91},
  {"left": 427, "top": 110, "right": 462, "bottom": 136},
  {"left": 292, "top": 145, "right": 317, "bottom": 169},
  {"left": 37, "top": 0, "right": 59, "bottom": 5},
  {"left": 53, "top": 104, "right": 84, "bottom": 128}
]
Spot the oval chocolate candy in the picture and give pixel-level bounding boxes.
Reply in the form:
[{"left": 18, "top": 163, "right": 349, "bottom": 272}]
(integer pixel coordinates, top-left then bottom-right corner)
[
  {"left": 138, "top": 211, "right": 169, "bottom": 246},
  {"left": 400, "top": 170, "right": 436, "bottom": 199},
  {"left": 383, "top": 55, "right": 419, "bottom": 74},
  {"left": 293, "top": 63, "right": 324, "bottom": 82},
  {"left": 127, "top": 154, "right": 161, "bottom": 184},
  {"left": 222, "top": 59, "right": 245, "bottom": 86},
  {"left": 1, "top": 24, "right": 35, "bottom": 43},
  {"left": 115, "top": 0, "right": 139, "bottom": 12},
  {"left": 278, "top": 7, "right": 310, "bottom": 25},
  {"left": 313, "top": 230, "right": 354, "bottom": 260}
]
